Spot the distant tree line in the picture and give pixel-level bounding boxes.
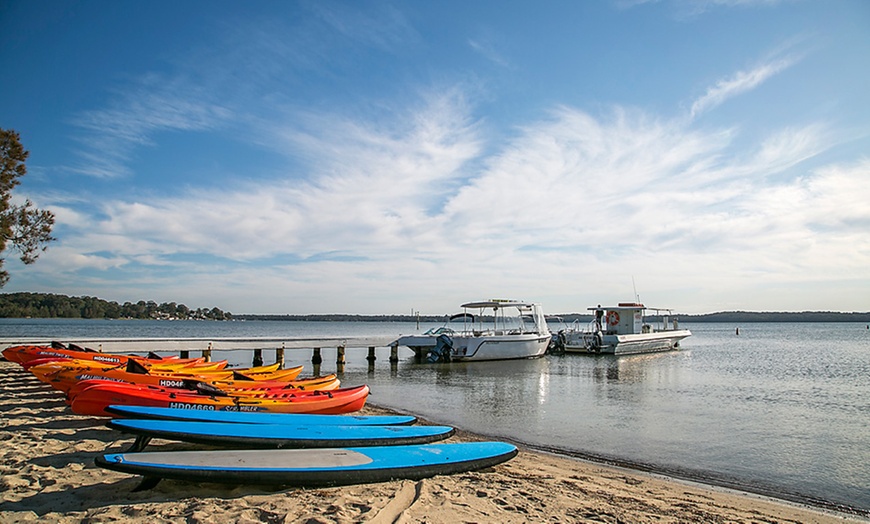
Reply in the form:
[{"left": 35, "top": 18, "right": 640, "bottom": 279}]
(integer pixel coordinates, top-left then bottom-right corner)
[
  {"left": 2, "top": 293, "right": 866, "bottom": 323},
  {"left": 233, "top": 313, "right": 446, "bottom": 322},
  {"left": 676, "top": 311, "right": 870, "bottom": 323},
  {"left": 0, "top": 292, "right": 231, "bottom": 320},
  {"left": 236, "top": 311, "right": 870, "bottom": 323}
]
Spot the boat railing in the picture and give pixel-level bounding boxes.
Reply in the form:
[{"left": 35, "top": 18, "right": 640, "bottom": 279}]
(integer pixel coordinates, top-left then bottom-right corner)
[{"left": 570, "top": 319, "right": 600, "bottom": 335}]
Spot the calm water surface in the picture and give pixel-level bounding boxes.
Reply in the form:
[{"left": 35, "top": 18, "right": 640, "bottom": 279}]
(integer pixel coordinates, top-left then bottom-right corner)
[{"left": 2, "top": 319, "right": 868, "bottom": 514}]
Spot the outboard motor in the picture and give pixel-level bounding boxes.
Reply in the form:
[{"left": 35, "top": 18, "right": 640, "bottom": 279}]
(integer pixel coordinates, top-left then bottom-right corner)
[
  {"left": 548, "top": 330, "right": 567, "bottom": 355},
  {"left": 428, "top": 334, "right": 454, "bottom": 363}
]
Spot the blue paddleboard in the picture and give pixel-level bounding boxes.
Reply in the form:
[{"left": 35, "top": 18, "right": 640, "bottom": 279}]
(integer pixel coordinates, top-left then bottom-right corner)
[
  {"left": 106, "top": 404, "right": 417, "bottom": 426},
  {"left": 108, "top": 419, "right": 455, "bottom": 450},
  {"left": 96, "top": 442, "right": 518, "bottom": 489}
]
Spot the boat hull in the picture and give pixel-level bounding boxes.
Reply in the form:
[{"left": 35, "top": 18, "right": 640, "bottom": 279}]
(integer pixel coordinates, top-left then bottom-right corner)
[
  {"left": 564, "top": 329, "right": 692, "bottom": 355},
  {"left": 397, "top": 333, "right": 550, "bottom": 361},
  {"left": 452, "top": 334, "right": 550, "bottom": 361}
]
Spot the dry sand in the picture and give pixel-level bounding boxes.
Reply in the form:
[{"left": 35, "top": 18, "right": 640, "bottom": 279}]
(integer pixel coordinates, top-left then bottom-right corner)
[{"left": 1, "top": 359, "right": 865, "bottom": 524}]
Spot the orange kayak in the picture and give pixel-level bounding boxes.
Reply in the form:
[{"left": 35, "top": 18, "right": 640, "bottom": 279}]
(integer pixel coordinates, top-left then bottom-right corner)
[
  {"left": 69, "top": 382, "right": 369, "bottom": 417},
  {"left": 62, "top": 374, "right": 341, "bottom": 401},
  {"left": 2, "top": 344, "right": 202, "bottom": 367},
  {"left": 49, "top": 365, "right": 316, "bottom": 397},
  {"left": 28, "top": 359, "right": 301, "bottom": 387}
]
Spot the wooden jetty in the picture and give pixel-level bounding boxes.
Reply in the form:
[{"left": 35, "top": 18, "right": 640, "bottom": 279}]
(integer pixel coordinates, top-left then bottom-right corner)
[{"left": 0, "top": 336, "right": 404, "bottom": 375}]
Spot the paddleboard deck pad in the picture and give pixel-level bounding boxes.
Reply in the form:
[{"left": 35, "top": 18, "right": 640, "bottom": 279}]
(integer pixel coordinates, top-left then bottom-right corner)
[
  {"left": 106, "top": 405, "right": 417, "bottom": 426},
  {"left": 96, "top": 442, "right": 518, "bottom": 489},
  {"left": 108, "top": 419, "right": 455, "bottom": 451}
]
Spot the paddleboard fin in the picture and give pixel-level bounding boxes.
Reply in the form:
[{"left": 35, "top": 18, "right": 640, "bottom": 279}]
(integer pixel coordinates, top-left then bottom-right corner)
[
  {"left": 126, "top": 435, "right": 152, "bottom": 453},
  {"left": 132, "top": 476, "right": 162, "bottom": 492}
]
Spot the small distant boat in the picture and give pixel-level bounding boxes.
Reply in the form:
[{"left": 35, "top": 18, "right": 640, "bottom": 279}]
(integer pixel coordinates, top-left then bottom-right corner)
[
  {"left": 554, "top": 303, "right": 691, "bottom": 355},
  {"left": 394, "top": 300, "right": 551, "bottom": 362}
]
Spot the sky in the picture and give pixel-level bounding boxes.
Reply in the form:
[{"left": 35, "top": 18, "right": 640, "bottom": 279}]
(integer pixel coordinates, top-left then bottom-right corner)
[{"left": 1, "top": 0, "right": 869, "bottom": 315}]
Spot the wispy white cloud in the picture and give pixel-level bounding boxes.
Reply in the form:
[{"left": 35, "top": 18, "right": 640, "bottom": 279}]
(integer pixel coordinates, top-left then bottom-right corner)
[
  {"left": 468, "top": 37, "right": 511, "bottom": 68},
  {"left": 616, "top": 0, "right": 787, "bottom": 15},
  {"left": 70, "top": 75, "right": 232, "bottom": 178},
  {"left": 690, "top": 56, "right": 797, "bottom": 119},
  {"left": 304, "top": 1, "right": 418, "bottom": 51},
  {"left": 34, "top": 86, "right": 866, "bottom": 314}
]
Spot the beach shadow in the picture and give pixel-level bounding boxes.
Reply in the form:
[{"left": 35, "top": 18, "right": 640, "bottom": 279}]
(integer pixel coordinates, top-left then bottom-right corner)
[
  {"left": 0, "top": 398, "right": 68, "bottom": 412},
  {"left": 41, "top": 428, "right": 116, "bottom": 444},
  {"left": 0, "top": 477, "right": 153, "bottom": 515},
  {"left": 29, "top": 449, "right": 113, "bottom": 469},
  {"left": 7, "top": 389, "right": 65, "bottom": 400},
  {"left": 0, "top": 471, "right": 298, "bottom": 516},
  {"left": 0, "top": 379, "right": 51, "bottom": 388},
  {"left": 5, "top": 416, "right": 109, "bottom": 431}
]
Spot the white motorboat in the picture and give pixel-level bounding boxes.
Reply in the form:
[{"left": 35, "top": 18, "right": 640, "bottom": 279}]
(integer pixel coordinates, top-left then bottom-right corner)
[
  {"left": 555, "top": 303, "right": 691, "bottom": 355},
  {"left": 394, "top": 300, "right": 551, "bottom": 362}
]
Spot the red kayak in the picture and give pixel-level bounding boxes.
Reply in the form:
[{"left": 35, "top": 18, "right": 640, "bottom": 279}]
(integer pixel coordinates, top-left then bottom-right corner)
[
  {"left": 69, "top": 382, "right": 370, "bottom": 417},
  {"left": 2, "top": 343, "right": 200, "bottom": 367},
  {"left": 38, "top": 364, "right": 316, "bottom": 397}
]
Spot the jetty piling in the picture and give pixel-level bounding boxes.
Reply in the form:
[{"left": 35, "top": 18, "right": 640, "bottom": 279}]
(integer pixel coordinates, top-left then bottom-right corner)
[
  {"left": 367, "top": 346, "right": 377, "bottom": 372},
  {"left": 336, "top": 345, "right": 346, "bottom": 373},
  {"left": 276, "top": 343, "right": 285, "bottom": 369}
]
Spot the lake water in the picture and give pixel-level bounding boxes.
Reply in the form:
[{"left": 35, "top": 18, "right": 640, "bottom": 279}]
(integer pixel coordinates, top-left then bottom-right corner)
[{"left": 2, "top": 318, "right": 868, "bottom": 515}]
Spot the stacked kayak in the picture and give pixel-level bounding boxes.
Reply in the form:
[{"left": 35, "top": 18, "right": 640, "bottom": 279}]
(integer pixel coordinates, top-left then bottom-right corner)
[
  {"left": 3, "top": 342, "right": 519, "bottom": 489},
  {"left": 28, "top": 360, "right": 328, "bottom": 395},
  {"left": 2, "top": 343, "right": 362, "bottom": 417},
  {"left": 3, "top": 342, "right": 203, "bottom": 367},
  {"left": 70, "top": 382, "right": 370, "bottom": 417}
]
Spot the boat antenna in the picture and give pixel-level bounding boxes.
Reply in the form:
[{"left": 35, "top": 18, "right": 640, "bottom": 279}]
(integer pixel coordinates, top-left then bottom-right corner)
[{"left": 632, "top": 276, "right": 640, "bottom": 304}]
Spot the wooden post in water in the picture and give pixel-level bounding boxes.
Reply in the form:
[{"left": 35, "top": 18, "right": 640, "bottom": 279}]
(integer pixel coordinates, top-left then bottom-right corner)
[
  {"left": 202, "top": 342, "right": 212, "bottom": 362},
  {"left": 390, "top": 343, "right": 399, "bottom": 373},
  {"left": 253, "top": 348, "right": 263, "bottom": 367},
  {"left": 276, "top": 343, "right": 285, "bottom": 369},
  {"left": 366, "top": 346, "right": 376, "bottom": 372},
  {"left": 312, "top": 348, "right": 322, "bottom": 376},
  {"left": 336, "top": 345, "right": 346, "bottom": 373}
]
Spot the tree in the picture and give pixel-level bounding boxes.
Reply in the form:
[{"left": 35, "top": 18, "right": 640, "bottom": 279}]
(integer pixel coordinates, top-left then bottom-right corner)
[{"left": 1, "top": 128, "right": 55, "bottom": 287}]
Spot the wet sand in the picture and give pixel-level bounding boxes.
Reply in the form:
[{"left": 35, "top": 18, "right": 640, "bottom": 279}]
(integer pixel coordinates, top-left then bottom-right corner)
[{"left": 1, "top": 359, "right": 864, "bottom": 523}]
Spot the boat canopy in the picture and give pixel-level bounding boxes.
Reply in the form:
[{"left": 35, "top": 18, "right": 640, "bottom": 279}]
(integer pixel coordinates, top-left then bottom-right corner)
[{"left": 461, "top": 300, "right": 533, "bottom": 309}]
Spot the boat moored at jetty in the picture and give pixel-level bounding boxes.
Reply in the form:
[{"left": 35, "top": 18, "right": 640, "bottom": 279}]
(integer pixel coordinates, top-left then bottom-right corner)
[
  {"left": 394, "top": 300, "right": 551, "bottom": 362},
  {"left": 555, "top": 303, "right": 691, "bottom": 355}
]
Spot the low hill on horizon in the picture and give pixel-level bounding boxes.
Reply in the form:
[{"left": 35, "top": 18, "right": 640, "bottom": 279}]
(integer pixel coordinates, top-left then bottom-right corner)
[{"left": 1, "top": 293, "right": 867, "bottom": 322}]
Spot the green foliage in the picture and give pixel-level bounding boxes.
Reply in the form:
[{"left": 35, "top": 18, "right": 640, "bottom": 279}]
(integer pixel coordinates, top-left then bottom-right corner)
[
  {"left": 0, "top": 292, "right": 232, "bottom": 320},
  {"left": 1, "top": 128, "right": 56, "bottom": 287}
]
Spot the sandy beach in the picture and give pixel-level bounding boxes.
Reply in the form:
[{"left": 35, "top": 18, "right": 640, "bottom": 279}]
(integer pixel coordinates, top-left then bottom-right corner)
[{"left": 1, "top": 359, "right": 864, "bottom": 524}]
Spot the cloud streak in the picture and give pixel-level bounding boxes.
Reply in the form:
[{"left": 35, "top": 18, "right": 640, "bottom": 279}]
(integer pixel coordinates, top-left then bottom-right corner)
[
  {"left": 70, "top": 74, "right": 235, "bottom": 179},
  {"left": 690, "top": 56, "right": 797, "bottom": 119},
  {"left": 35, "top": 82, "right": 866, "bottom": 313}
]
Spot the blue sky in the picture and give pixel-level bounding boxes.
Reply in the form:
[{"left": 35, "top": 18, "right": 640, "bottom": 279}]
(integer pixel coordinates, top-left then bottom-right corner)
[{"left": 1, "top": 0, "right": 868, "bottom": 315}]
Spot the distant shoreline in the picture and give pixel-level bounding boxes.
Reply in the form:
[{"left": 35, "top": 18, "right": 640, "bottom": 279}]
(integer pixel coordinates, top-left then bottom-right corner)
[
  {"left": 232, "top": 311, "right": 870, "bottom": 323},
  {"left": 2, "top": 312, "right": 868, "bottom": 323}
]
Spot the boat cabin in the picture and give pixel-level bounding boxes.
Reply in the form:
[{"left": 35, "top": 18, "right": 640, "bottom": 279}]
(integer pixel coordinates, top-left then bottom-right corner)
[{"left": 589, "top": 303, "right": 679, "bottom": 336}]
